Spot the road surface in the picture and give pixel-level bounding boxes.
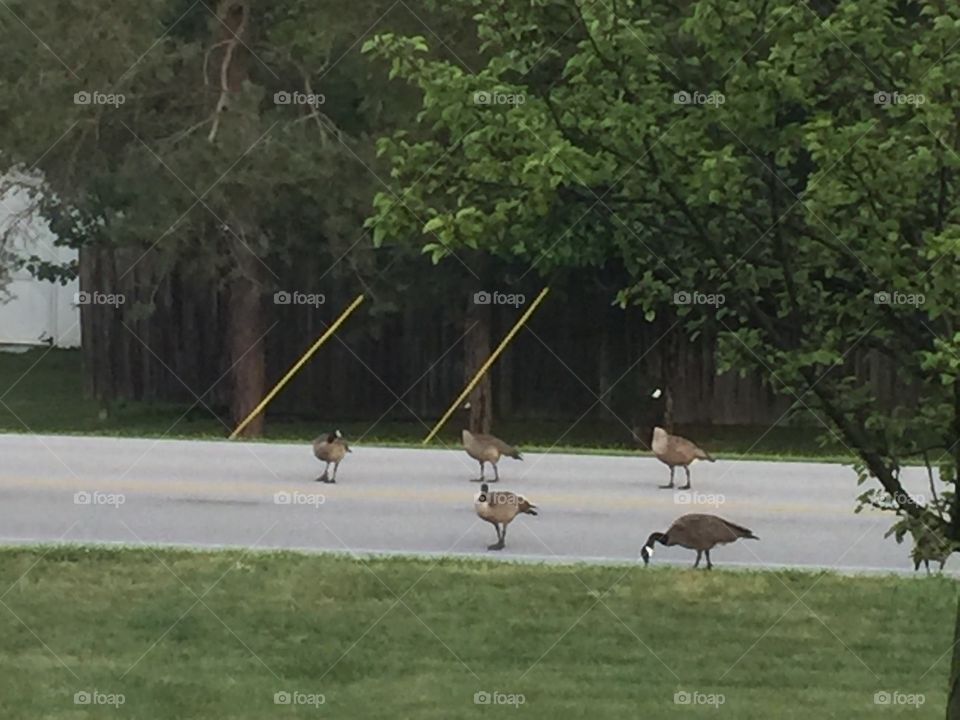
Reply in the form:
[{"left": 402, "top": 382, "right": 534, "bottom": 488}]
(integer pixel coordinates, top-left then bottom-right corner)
[{"left": 0, "top": 433, "right": 944, "bottom": 574}]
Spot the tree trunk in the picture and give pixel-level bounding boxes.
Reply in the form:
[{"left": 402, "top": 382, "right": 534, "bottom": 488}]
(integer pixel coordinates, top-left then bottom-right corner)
[
  {"left": 497, "top": 325, "right": 513, "bottom": 419},
  {"left": 665, "top": 328, "right": 681, "bottom": 431},
  {"left": 949, "top": 380, "right": 960, "bottom": 719},
  {"left": 664, "top": 385, "right": 675, "bottom": 433},
  {"left": 464, "top": 295, "right": 493, "bottom": 434},
  {"left": 948, "top": 595, "right": 960, "bottom": 719},
  {"left": 77, "top": 245, "right": 97, "bottom": 399},
  {"left": 209, "top": 1, "right": 266, "bottom": 436},
  {"left": 228, "top": 244, "right": 266, "bottom": 437}
]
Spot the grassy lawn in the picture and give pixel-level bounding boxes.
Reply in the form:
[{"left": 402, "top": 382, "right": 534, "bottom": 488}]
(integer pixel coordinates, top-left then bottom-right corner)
[
  {"left": 0, "top": 348, "right": 852, "bottom": 460},
  {"left": 0, "top": 545, "right": 952, "bottom": 718}
]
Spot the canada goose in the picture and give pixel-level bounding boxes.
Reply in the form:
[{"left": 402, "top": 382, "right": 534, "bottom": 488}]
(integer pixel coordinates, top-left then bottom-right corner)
[
  {"left": 640, "top": 513, "right": 758, "bottom": 569},
  {"left": 474, "top": 483, "right": 538, "bottom": 550},
  {"left": 649, "top": 389, "right": 714, "bottom": 490},
  {"left": 904, "top": 519, "right": 951, "bottom": 574},
  {"left": 312, "top": 430, "right": 351, "bottom": 483},
  {"left": 461, "top": 402, "right": 522, "bottom": 482},
  {"left": 913, "top": 533, "right": 949, "bottom": 574}
]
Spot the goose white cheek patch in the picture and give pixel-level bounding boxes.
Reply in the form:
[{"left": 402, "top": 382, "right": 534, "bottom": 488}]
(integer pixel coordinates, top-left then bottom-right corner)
[{"left": 644, "top": 547, "right": 654, "bottom": 557}]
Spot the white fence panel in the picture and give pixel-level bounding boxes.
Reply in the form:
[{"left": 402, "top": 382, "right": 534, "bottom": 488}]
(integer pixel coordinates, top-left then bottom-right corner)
[{"left": 0, "top": 182, "right": 80, "bottom": 349}]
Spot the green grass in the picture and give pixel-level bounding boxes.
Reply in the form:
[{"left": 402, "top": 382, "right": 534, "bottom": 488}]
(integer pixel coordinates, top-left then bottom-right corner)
[
  {"left": 0, "top": 348, "right": 853, "bottom": 461},
  {"left": 0, "top": 545, "right": 951, "bottom": 718}
]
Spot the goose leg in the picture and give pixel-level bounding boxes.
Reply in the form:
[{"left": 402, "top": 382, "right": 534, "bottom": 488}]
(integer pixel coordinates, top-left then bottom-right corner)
[
  {"left": 488, "top": 524, "right": 505, "bottom": 551},
  {"left": 680, "top": 465, "right": 692, "bottom": 490},
  {"left": 659, "top": 466, "right": 676, "bottom": 489},
  {"left": 472, "top": 461, "right": 485, "bottom": 482},
  {"left": 492, "top": 462, "right": 500, "bottom": 483},
  {"left": 327, "top": 460, "right": 339, "bottom": 484},
  {"left": 316, "top": 462, "right": 330, "bottom": 483},
  {"left": 693, "top": 550, "right": 701, "bottom": 568},
  {"left": 705, "top": 550, "right": 713, "bottom": 570}
]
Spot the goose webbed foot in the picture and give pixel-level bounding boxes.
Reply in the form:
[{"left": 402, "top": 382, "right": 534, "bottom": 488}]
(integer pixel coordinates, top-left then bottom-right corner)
[{"left": 487, "top": 541, "right": 505, "bottom": 551}]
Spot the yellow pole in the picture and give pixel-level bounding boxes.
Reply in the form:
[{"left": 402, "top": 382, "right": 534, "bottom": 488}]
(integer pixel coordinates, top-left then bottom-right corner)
[
  {"left": 229, "top": 294, "right": 366, "bottom": 439},
  {"left": 423, "top": 286, "right": 550, "bottom": 445}
]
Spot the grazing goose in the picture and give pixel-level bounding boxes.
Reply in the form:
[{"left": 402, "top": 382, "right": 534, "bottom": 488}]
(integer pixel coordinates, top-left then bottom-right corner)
[
  {"left": 312, "top": 430, "right": 351, "bottom": 483},
  {"left": 474, "top": 483, "right": 537, "bottom": 550},
  {"left": 905, "top": 519, "right": 951, "bottom": 574},
  {"left": 461, "top": 402, "right": 522, "bottom": 482},
  {"left": 649, "top": 389, "right": 714, "bottom": 490},
  {"left": 913, "top": 533, "right": 949, "bottom": 574},
  {"left": 640, "top": 513, "right": 758, "bottom": 569}
]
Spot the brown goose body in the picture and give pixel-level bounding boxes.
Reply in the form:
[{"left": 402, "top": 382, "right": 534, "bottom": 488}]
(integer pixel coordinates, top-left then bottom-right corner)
[
  {"left": 641, "top": 513, "right": 758, "bottom": 569},
  {"left": 651, "top": 426, "right": 714, "bottom": 489},
  {"left": 312, "top": 430, "right": 351, "bottom": 483},
  {"left": 474, "top": 483, "right": 537, "bottom": 550},
  {"left": 462, "top": 429, "right": 522, "bottom": 482}
]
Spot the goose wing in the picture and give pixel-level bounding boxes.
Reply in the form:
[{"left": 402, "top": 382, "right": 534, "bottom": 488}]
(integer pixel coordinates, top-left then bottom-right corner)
[
  {"left": 669, "top": 514, "right": 757, "bottom": 549},
  {"left": 481, "top": 490, "right": 518, "bottom": 522},
  {"left": 667, "top": 433, "right": 712, "bottom": 462},
  {"left": 476, "top": 434, "right": 522, "bottom": 460}
]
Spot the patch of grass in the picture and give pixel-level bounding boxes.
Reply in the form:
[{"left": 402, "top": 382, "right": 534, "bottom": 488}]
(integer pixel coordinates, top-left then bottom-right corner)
[
  {"left": 0, "top": 545, "right": 950, "bottom": 718},
  {"left": 0, "top": 348, "right": 853, "bottom": 461}
]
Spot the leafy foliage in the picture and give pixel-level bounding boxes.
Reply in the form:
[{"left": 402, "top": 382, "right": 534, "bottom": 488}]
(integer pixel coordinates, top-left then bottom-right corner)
[{"left": 366, "top": 0, "right": 960, "bottom": 546}]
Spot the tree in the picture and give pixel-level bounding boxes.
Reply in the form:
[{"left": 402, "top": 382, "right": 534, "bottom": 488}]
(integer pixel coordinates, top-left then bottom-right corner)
[
  {"left": 0, "top": 0, "right": 448, "bottom": 433},
  {"left": 366, "top": 0, "right": 960, "bottom": 713}
]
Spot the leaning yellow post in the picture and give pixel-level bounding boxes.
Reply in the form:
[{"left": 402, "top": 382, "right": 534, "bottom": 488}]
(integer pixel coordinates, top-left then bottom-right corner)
[
  {"left": 229, "top": 294, "right": 366, "bottom": 439},
  {"left": 422, "top": 286, "right": 550, "bottom": 445}
]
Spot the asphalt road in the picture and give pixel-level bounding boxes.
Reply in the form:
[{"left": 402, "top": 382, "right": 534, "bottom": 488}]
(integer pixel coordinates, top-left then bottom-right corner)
[{"left": 0, "top": 433, "right": 944, "bottom": 574}]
